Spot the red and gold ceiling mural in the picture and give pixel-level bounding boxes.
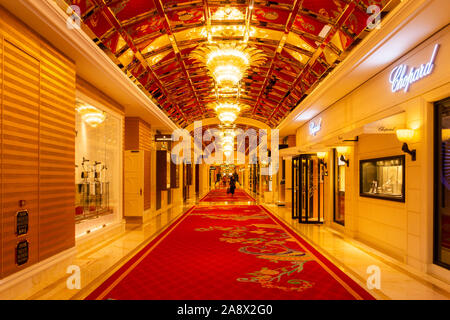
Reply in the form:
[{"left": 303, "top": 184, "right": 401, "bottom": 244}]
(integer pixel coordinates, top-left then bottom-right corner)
[{"left": 65, "top": 0, "right": 396, "bottom": 128}]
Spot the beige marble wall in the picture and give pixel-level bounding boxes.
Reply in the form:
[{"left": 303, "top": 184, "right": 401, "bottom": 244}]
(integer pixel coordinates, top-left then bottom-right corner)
[{"left": 289, "top": 27, "right": 450, "bottom": 276}]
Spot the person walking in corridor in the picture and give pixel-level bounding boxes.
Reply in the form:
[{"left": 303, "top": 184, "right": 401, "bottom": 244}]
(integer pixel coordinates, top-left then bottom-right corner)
[{"left": 229, "top": 176, "right": 236, "bottom": 197}]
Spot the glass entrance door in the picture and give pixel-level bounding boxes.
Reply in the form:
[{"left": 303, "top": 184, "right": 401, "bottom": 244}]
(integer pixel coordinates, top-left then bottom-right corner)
[
  {"left": 292, "top": 157, "right": 299, "bottom": 218},
  {"left": 292, "top": 155, "right": 324, "bottom": 224},
  {"left": 435, "top": 97, "right": 450, "bottom": 270}
]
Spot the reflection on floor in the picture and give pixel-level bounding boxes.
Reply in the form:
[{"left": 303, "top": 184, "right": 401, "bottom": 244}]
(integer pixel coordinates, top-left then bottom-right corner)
[
  {"left": 24, "top": 188, "right": 450, "bottom": 300},
  {"left": 200, "top": 188, "right": 255, "bottom": 202},
  {"left": 86, "top": 203, "right": 373, "bottom": 300},
  {"left": 263, "top": 203, "right": 450, "bottom": 300},
  {"left": 25, "top": 199, "right": 197, "bottom": 300}
]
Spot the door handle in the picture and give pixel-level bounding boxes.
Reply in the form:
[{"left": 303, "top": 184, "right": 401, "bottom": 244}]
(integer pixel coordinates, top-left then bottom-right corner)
[{"left": 140, "top": 188, "right": 142, "bottom": 196}]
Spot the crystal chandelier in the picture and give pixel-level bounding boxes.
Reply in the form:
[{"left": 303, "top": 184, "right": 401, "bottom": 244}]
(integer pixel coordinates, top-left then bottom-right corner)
[
  {"left": 213, "top": 102, "right": 241, "bottom": 125},
  {"left": 219, "top": 128, "right": 236, "bottom": 159},
  {"left": 191, "top": 43, "right": 266, "bottom": 88},
  {"left": 212, "top": 7, "right": 245, "bottom": 21},
  {"left": 218, "top": 111, "right": 237, "bottom": 125},
  {"left": 214, "top": 102, "right": 241, "bottom": 114},
  {"left": 76, "top": 104, "right": 106, "bottom": 128}
]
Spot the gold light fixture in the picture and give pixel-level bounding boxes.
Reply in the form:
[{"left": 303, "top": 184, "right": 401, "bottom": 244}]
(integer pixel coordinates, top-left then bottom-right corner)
[
  {"left": 76, "top": 104, "right": 106, "bottom": 128},
  {"left": 336, "top": 146, "right": 350, "bottom": 167},
  {"left": 396, "top": 129, "right": 416, "bottom": 161},
  {"left": 214, "top": 102, "right": 241, "bottom": 125},
  {"left": 191, "top": 43, "right": 266, "bottom": 88},
  {"left": 214, "top": 102, "right": 241, "bottom": 114},
  {"left": 396, "top": 129, "right": 414, "bottom": 142},
  {"left": 317, "top": 152, "right": 327, "bottom": 159},
  {"left": 212, "top": 7, "right": 244, "bottom": 21},
  {"left": 218, "top": 111, "right": 237, "bottom": 125},
  {"left": 223, "top": 143, "right": 233, "bottom": 152},
  {"left": 336, "top": 146, "right": 349, "bottom": 155}
]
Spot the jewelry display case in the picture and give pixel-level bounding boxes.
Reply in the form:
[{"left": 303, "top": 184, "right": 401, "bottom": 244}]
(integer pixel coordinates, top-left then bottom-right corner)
[{"left": 360, "top": 155, "right": 405, "bottom": 202}]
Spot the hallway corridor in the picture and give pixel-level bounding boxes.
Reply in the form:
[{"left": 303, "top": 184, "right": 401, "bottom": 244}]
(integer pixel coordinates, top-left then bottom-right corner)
[
  {"left": 86, "top": 188, "right": 373, "bottom": 300},
  {"left": 0, "top": 0, "right": 450, "bottom": 305},
  {"left": 14, "top": 187, "right": 450, "bottom": 300}
]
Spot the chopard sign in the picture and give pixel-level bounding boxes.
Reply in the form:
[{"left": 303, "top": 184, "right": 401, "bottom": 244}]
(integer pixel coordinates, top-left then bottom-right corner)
[
  {"left": 309, "top": 118, "right": 322, "bottom": 136},
  {"left": 389, "top": 44, "right": 439, "bottom": 93}
]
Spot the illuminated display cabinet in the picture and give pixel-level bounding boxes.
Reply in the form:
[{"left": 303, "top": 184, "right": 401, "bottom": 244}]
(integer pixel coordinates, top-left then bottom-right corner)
[{"left": 360, "top": 155, "right": 405, "bottom": 202}]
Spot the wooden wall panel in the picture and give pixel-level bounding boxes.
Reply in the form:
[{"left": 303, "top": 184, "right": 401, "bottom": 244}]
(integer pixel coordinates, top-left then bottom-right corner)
[
  {"left": 139, "top": 121, "right": 152, "bottom": 152},
  {"left": 124, "top": 117, "right": 139, "bottom": 151},
  {"left": 125, "top": 117, "right": 152, "bottom": 210},
  {"left": 1, "top": 40, "right": 40, "bottom": 277},
  {"left": 139, "top": 121, "right": 151, "bottom": 210},
  {"left": 0, "top": 6, "right": 76, "bottom": 279},
  {"left": 144, "top": 150, "right": 151, "bottom": 210},
  {"left": 0, "top": 33, "right": 3, "bottom": 277},
  {"left": 38, "top": 41, "right": 75, "bottom": 261}
]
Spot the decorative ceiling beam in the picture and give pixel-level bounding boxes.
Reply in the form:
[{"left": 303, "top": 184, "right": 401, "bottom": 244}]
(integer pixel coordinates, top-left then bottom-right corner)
[
  {"left": 267, "top": 0, "right": 358, "bottom": 124},
  {"left": 153, "top": 0, "right": 206, "bottom": 118},
  {"left": 251, "top": 0, "right": 302, "bottom": 116},
  {"left": 90, "top": 0, "right": 188, "bottom": 125}
]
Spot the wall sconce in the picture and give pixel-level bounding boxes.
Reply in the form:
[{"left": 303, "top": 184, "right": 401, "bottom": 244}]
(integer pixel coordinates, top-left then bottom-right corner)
[
  {"left": 396, "top": 129, "right": 416, "bottom": 161},
  {"left": 317, "top": 152, "right": 327, "bottom": 169},
  {"left": 339, "top": 155, "right": 349, "bottom": 167},
  {"left": 336, "top": 146, "right": 349, "bottom": 167},
  {"left": 317, "top": 151, "right": 328, "bottom": 176}
]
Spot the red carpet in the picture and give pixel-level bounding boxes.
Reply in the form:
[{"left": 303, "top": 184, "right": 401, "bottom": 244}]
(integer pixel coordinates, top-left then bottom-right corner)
[
  {"left": 86, "top": 200, "right": 374, "bottom": 300},
  {"left": 200, "top": 188, "right": 255, "bottom": 202}
]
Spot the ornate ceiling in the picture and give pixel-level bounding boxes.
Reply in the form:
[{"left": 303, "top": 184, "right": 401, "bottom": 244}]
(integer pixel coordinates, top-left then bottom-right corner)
[{"left": 66, "top": 0, "right": 396, "bottom": 128}]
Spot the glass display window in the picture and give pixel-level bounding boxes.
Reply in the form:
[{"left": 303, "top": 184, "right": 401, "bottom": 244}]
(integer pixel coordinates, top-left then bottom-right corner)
[
  {"left": 359, "top": 155, "right": 405, "bottom": 202},
  {"left": 434, "top": 96, "right": 450, "bottom": 270},
  {"left": 75, "top": 99, "right": 123, "bottom": 236}
]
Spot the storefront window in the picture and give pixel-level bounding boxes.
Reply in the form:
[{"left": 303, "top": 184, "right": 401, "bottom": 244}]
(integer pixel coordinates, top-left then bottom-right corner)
[
  {"left": 360, "top": 156, "right": 405, "bottom": 202},
  {"left": 334, "top": 150, "right": 345, "bottom": 225},
  {"left": 435, "top": 97, "right": 450, "bottom": 269},
  {"left": 75, "top": 100, "right": 122, "bottom": 236}
]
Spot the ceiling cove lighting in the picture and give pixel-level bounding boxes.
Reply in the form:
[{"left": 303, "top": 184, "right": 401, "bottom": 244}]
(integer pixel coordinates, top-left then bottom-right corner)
[{"left": 76, "top": 104, "right": 106, "bottom": 128}]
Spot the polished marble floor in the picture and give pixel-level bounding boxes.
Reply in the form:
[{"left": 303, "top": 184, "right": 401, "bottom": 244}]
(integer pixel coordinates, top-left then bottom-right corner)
[
  {"left": 26, "top": 189, "right": 450, "bottom": 300},
  {"left": 263, "top": 203, "right": 450, "bottom": 300}
]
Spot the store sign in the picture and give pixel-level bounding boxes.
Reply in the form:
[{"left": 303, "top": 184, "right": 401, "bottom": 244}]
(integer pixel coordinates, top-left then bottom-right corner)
[
  {"left": 155, "top": 134, "right": 173, "bottom": 142},
  {"left": 309, "top": 118, "right": 322, "bottom": 136},
  {"left": 389, "top": 44, "right": 439, "bottom": 93},
  {"left": 377, "top": 126, "right": 396, "bottom": 133}
]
